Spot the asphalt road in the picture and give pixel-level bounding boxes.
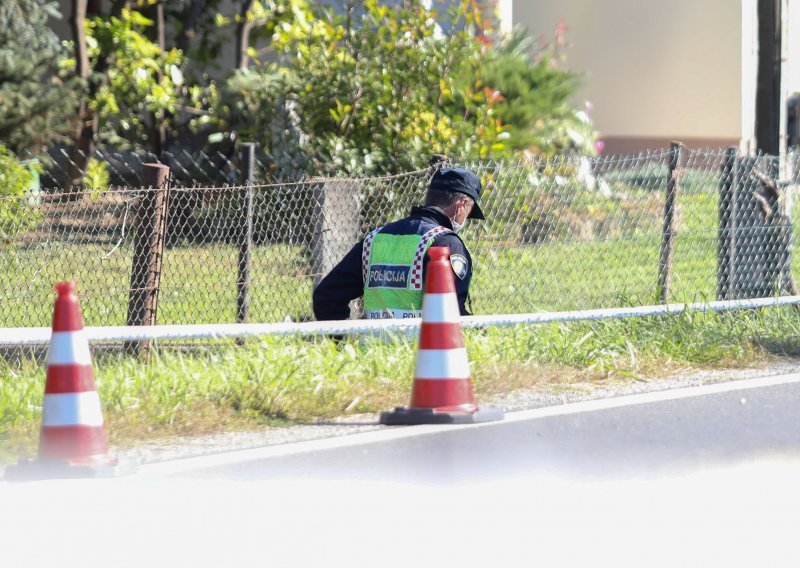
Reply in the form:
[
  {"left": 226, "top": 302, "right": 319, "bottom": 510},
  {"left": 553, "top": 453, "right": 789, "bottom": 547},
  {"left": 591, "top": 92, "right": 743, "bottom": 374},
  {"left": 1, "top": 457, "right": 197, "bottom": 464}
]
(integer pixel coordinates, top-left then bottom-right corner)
[
  {"left": 3, "top": 374, "right": 800, "bottom": 567},
  {"left": 150, "top": 373, "right": 800, "bottom": 483}
]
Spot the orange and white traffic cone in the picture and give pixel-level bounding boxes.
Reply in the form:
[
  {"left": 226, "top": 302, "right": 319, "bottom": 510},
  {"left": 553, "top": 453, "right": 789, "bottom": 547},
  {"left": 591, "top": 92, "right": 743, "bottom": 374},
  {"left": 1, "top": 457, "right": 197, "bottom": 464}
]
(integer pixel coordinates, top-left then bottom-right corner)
[
  {"left": 5, "top": 282, "right": 138, "bottom": 480},
  {"left": 380, "top": 247, "right": 504, "bottom": 425}
]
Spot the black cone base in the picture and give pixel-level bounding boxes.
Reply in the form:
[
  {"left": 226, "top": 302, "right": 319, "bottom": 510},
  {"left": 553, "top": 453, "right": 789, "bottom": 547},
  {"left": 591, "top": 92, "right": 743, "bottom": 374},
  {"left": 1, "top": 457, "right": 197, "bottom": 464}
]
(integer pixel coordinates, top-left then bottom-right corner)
[{"left": 380, "top": 405, "right": 504, "bottom": 425}]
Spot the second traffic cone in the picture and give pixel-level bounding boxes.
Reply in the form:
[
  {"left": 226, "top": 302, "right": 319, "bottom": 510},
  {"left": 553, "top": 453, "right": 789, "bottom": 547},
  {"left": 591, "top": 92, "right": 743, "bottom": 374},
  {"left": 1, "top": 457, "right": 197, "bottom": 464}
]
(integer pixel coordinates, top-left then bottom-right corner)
[
  {"left": 40, "top": 281, "right": 108, "bottom": 462},
  {"left": 380, "top": 247, "right": 504, "bottom": 425},
  {"left": 5, "top": 282, "right": 138, "bottom": 480}
]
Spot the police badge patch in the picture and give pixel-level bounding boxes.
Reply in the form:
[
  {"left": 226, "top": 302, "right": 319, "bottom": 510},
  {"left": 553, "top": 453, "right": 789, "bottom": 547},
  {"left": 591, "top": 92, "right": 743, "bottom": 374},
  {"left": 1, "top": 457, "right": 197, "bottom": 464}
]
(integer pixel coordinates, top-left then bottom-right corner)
[{"left": 450, "top": 254, "right": 468, "bottom": 280}]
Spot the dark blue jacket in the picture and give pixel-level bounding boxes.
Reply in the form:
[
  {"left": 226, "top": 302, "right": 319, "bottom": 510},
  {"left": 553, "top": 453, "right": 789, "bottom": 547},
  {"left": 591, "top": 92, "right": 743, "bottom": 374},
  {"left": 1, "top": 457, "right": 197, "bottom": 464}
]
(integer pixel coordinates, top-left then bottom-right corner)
[{"left": 312, "top": 206, "right": 474, "bottom": 320}]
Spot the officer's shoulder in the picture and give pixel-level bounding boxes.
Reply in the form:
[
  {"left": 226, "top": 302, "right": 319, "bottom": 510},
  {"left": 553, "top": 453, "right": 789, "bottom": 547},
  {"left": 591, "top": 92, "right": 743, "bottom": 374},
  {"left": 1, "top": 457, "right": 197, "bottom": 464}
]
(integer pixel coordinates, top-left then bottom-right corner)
[
  {"left": 376, "top": 217, "right": 414, "bottom": 235},
  {"left": 432, "top": 228, "right": 463, "bottom": 240},
  {"left": 432, "top": 230, "right": 466, "bottom": 248}
]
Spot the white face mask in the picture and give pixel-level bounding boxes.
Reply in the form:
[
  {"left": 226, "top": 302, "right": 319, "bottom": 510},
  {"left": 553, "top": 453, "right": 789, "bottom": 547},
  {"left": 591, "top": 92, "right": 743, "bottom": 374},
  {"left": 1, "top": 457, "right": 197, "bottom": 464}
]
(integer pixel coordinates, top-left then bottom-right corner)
[{"left": 451, "top": 199, "right": 471, "bottom": 233}]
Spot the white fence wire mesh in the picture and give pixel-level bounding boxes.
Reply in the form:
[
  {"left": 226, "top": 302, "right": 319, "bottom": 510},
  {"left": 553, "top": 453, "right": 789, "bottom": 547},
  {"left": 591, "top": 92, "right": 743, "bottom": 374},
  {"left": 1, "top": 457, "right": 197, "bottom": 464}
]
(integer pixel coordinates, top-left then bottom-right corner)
[{"left": 2, "top": 146, "right": 799, "bottom": 330}]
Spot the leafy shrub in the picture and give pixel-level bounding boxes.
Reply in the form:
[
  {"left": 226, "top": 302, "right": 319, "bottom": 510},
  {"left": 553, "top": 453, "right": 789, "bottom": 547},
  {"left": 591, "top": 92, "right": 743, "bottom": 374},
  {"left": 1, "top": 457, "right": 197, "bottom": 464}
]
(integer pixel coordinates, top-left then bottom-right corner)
[
  {"left": 0, "top": 145, "right": 43, "bottom": 243},
  {"left": 0, "top": 0, "right": 80, "bottom": 156},
  {"left": 84, "top": 158, "right": 111, "bottom": 198},
  {"left": 221, "top": 0, "right": 510, "bottom": 176}
]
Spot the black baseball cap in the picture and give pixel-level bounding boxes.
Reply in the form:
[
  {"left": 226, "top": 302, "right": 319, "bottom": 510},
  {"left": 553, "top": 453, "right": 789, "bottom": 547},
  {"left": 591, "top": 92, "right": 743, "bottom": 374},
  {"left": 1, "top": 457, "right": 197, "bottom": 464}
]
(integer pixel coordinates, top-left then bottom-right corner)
[{"left": 428, "top": 167, "right": 485, "bottom": 220}]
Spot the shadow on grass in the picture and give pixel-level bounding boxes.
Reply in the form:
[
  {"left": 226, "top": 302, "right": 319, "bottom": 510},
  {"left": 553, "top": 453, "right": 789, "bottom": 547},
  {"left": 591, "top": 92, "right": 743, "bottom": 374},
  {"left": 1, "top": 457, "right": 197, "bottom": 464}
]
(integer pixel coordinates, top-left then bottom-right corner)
[{"left": 751, "top": 339, "right": 800, "bottom": 358}]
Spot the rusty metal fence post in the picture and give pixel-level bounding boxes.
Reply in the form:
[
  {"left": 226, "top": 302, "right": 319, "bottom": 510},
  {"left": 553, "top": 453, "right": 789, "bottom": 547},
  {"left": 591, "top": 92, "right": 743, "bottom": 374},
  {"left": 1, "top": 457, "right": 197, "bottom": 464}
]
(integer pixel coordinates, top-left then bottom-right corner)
[{"left": 125, "top": 163, "right": 170, "bottom": 354}]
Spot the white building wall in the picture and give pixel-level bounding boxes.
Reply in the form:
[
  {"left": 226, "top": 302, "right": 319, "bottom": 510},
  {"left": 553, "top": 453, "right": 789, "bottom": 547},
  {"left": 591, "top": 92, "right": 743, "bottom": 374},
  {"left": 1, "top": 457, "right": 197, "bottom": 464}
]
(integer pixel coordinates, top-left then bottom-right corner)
[{"left": 509, "top": 0, "right": 742, "bottom": 151}]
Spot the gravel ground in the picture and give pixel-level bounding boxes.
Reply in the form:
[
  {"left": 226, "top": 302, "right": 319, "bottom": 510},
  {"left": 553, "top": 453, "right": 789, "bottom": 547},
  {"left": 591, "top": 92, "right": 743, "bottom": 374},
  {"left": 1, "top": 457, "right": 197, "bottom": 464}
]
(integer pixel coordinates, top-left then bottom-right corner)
[{"left": 115, "top": 356, "right": 800, "bottom": 466}]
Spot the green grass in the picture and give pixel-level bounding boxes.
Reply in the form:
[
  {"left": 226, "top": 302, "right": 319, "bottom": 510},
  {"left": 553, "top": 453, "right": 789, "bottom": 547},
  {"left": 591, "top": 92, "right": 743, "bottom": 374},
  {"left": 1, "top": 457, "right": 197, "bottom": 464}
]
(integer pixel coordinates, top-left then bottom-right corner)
[
  {"left": 3, "top": 305, "right": 800, "bottom": 463},
  {"left": 1, "top": 184, "right": 797, "bottom": 324},
  {"left": 471, "top": 235, "right": 720, "bottom": 315},
  {"left": 3, "top": 176, "right": 800, "bottom": 462},
  {"left": 0, "top": 243, "right": 314, "bottom": 327}
]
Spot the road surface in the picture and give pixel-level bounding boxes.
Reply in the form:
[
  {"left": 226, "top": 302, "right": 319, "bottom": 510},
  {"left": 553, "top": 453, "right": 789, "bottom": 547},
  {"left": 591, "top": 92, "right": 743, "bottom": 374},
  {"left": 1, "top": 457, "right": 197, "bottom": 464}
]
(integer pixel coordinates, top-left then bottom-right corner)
[{"left": 2, "top": 374, "right": 800, "bottom": 567}]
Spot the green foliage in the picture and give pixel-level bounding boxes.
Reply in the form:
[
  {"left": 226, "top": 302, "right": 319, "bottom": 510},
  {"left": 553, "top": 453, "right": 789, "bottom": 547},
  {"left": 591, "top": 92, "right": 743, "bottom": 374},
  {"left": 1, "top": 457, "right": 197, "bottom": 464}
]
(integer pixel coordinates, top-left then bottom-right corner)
[
  {"left": 0, "top": 0, "right": 595, "bottom": 181},
  {"left": 216, "top": 0, "right": 314, "bottom": 62},
  {"left": 165, "top": 0, "right": 228, "bottom": 72},
  {"left": 223, "top": 68, "right": 308, "bottom": 177},
  {"left": 219, "top": 1, "right": 597, "bottom": 175},
  {"left": 222, "top": 0, "right": 510, "bottom": 175},
  {"left": 85, "top": 8, "right": 218, "bottom": 151},
  {"left": 0, "top": 145, "right": 42, "bottom": 243},
  {"left": 84, "top": 158, "right": 111, "bottom": 198},
  {"left": 0, "top": 0, "right": 80, "bottom": 155},
  {"left": 481, "top": 27, "right": 597, "bottom": 155},
  {"left": 4, "top": 306, "right": 799, "bottom": 460}
]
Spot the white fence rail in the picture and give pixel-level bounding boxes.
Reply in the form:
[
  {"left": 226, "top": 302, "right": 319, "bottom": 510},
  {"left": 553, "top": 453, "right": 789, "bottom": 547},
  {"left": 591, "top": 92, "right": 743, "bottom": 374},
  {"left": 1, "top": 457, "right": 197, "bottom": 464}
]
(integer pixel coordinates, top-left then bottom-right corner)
[{"left": 2, "top": 296, "right": 798, "bottom": 346}]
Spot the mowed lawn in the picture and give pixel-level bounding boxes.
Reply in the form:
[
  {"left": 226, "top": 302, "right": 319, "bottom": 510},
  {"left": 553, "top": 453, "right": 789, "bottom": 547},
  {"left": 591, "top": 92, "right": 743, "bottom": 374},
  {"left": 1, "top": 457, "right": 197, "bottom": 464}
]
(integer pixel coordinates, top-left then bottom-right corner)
[
  {"left": 4, "top": 178, "right": 800, "bottom": 462},
  {"left": 0, "top": 187, "right": 797, "bottom": 327},
  {"left": 0, "top": 243, "right": 314, "bottom": 327}
]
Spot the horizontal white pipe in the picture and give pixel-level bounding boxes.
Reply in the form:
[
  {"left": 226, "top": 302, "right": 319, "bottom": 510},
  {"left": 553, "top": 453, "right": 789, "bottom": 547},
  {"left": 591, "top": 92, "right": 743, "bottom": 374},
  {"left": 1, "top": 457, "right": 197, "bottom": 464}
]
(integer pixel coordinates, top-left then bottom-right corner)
[{"left": 0, "top": 296, "right": 799, "bottom": 345}]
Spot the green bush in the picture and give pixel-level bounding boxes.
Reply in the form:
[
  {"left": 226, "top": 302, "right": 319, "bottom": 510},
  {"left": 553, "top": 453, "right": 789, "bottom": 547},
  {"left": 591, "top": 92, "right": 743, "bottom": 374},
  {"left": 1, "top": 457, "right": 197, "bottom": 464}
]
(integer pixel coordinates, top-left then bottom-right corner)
[
  {"left": 0, "top": 145, "right": 43, "bottom": 243},
  {"left": 0, "top": 0, "right": 80, "bottom": 156},
  {"left": 221, "top": 0, "right": 510, "bottom": 176}
]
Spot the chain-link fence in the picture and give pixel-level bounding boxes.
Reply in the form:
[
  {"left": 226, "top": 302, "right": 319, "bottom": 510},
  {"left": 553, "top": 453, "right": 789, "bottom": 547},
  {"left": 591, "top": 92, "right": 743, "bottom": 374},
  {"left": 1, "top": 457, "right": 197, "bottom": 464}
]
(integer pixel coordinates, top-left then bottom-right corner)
[
  {"left": 2, "top": 146, "right": 799, "bottom": 328},
  {"left": 33, "top": 142, "right": 308, "bottom": 190}
]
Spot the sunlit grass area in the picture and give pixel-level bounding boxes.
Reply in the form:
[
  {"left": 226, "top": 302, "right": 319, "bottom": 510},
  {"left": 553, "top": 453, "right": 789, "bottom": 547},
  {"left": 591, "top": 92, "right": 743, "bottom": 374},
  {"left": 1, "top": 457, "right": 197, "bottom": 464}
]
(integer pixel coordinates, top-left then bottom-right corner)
[
  {"left": 3, "top": 305, "right": 800, "bottom": 463},
  {"left": 0, "top": 243, "right": 313, "bottom": 327},
  {"left": 0, "top": 189, "right": 759, "bottom": 326},
  {"left": 3, "top": 173, "right": 800, "bottom": 463}
]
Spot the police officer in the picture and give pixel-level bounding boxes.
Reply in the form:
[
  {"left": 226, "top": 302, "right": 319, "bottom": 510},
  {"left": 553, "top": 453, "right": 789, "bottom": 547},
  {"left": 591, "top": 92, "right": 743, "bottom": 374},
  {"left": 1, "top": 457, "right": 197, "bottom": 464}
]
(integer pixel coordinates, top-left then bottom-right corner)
[{"left": 312, "top": 166, "right": 484, "bottom": 321}]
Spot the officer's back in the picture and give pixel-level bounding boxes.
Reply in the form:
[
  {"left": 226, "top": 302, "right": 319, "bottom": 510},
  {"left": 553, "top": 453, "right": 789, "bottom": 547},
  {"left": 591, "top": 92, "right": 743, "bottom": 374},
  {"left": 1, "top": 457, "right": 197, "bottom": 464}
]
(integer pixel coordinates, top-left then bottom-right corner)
[{"left": 313, "top": 167, "right": 484, "bottom": 321}]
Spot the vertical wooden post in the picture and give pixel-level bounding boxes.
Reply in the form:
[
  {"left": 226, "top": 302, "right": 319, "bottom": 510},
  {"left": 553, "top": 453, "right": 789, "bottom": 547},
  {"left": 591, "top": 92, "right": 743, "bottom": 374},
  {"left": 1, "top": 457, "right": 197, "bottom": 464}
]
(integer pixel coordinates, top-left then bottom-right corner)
[
  {"left": 717, "top": 147, "right": 737, "bottom": 299},
  {"left": 126, "top": 163, "right": 170, "bottom": 354},
  {"left": 657, "top": 142, "right": 684, "bottom": 303},
  {"left": 237, "top": 143, "right": 256, "bottom": 324}
]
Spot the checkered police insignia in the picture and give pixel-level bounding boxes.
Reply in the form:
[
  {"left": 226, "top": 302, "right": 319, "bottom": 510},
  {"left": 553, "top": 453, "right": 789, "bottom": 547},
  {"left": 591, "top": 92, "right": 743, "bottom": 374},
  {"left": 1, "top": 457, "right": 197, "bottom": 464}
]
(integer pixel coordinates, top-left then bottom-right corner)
[
  {"left": 411, "top": 226, "right": 452, "bottom": 290},
  {"left": 361, "top": 228, "right": 382, "bottom": 284},
  {"left": 450, "top": 254, "right": 468, "bottom": 280}
]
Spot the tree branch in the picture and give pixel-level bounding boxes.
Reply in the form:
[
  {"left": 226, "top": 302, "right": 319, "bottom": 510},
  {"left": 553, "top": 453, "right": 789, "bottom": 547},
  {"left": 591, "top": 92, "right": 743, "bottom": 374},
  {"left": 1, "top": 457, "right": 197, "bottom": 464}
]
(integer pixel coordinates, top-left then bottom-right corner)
[{"left": 236, "top": 0, "right": 255, "bottom": 70}]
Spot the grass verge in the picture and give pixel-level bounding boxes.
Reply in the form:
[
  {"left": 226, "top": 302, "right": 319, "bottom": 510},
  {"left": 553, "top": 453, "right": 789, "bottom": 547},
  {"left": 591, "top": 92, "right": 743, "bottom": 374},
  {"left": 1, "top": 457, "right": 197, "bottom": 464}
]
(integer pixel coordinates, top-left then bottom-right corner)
[{"left": 2, "top": 305, "right": 800, "bottom": 463}]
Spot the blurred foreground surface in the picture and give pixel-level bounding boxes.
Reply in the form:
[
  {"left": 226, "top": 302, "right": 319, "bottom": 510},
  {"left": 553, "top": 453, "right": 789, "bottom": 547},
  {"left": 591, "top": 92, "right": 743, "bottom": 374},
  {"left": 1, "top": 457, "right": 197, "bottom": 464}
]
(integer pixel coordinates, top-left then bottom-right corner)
[{"left": 3, "top": 375, "right": 800, "bottom": 567}]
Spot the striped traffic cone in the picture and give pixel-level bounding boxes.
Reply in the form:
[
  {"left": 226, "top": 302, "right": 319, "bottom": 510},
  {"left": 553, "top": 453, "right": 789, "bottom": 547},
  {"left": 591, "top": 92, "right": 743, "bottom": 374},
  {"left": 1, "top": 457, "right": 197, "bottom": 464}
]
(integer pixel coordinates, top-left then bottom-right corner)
[
  {"left": 5, "top": 282, "right": 138, "bottom": 480},
  {"left": 380, "top": 247, "right": 504, "bottom": 425}
]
